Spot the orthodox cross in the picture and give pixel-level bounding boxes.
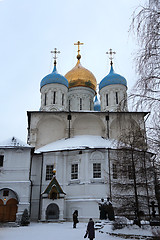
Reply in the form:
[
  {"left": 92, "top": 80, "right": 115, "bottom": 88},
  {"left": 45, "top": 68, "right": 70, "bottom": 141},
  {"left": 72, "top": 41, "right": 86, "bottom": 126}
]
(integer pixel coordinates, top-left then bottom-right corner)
[
  {"left": 74, "top": 41, "right": 84, "bottom": 55},
  {"left": 106, "top": 48, "right": 116, "bottom": 65},
  {"left": 51, "top": 48, "right": 60, "bottom": 65}
]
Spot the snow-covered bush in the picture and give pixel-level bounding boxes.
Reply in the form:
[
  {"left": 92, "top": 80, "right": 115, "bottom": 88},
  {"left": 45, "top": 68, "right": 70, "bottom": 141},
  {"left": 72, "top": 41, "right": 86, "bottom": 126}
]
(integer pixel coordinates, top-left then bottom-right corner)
[
  {"left": 112, "top": 216, "right": 128, "bottom": 230},
  {"left": 152, "top": 227, "right": 160, "bottom": 237},
  {"left": 21, "top": 209, "right": 30, "bottom": 226}
]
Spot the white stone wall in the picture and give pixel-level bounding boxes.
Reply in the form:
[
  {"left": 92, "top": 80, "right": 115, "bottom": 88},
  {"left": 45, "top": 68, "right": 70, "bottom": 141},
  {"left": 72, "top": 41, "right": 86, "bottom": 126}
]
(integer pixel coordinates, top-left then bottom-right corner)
[
  {"left": 0, "top": 147, "right": 31, "bottom": 222},
  {"left": 37, "top": 149, "right": 110, "bottom": 220},
  {"left": 28, "top": 112, "right": 146, "bottom": 149},
  {"left": 30, "top": 147, "right": 155, "bottom": 221}
]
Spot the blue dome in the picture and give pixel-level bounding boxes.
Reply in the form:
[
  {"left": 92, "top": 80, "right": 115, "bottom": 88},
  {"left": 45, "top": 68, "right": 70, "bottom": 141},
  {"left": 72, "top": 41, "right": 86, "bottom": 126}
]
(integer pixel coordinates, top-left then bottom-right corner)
[
  {"left": 40, "top": 65, "right": 68, "bottom": 89},
  {"left": 94, "top": 95, "right": 101, "bottom": 111},
  {"left": 99, "top": 65, "right": 127, "bottom": 91}
]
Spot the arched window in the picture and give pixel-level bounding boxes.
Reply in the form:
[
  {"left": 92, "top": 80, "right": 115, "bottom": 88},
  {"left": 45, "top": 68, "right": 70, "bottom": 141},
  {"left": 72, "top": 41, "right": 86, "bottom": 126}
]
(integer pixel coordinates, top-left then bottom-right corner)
[
  {"left": 53, "top": 91, "right": 56, "bottom": 104},
  {"left": 46, "top": 203, "right": 59, "bottom": 220},
  {"left": 116, "top": 92, "right": 118, "bottom": 104},
  {"left": 69, "top": 99, "right": 71, "bottom": 111},
  {"left": 62, "top": 93, "right": 64, "bottom": 106},
  {"left": 80, "top": 98, "right": 82, "bottom": 110},
  {"left": 90, "top": 99, "right": 92, "bottom": 110},
  {"left": 44, "top": 93, "right": 47, "bottom": 106},
  {"left": 106, "top": 94, "right": 109, "bottom": 106}
]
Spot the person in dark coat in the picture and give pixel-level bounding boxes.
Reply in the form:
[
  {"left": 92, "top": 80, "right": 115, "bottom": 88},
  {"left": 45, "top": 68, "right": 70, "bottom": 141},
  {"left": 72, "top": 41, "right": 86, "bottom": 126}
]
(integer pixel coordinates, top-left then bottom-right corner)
[
  {"left": 99, "top": 198, "right": 106, "bottom": 220},
  {"left": 73, "top": 210, "right": 78, "bottom": 228},
  {"left": 86, "top": 218, "right": 95, "bottom": 240}
]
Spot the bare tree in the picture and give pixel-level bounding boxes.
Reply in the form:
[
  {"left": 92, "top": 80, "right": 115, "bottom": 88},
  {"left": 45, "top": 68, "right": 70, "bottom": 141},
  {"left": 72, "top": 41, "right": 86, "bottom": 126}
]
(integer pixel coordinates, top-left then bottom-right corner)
[
  {"left": 129, "top": 0, "right": 160, "bottom": 141},
  {"left": 130, "top": 0, "right": 160, "bottom": 104},
  {"left": 129, "top": 0, "right": 160, "bottom": 200}
]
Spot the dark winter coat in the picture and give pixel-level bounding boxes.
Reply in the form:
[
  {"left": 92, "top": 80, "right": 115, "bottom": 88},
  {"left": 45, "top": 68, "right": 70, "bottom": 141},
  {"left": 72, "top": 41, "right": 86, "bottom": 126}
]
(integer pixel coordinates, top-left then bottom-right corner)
[
  {"left": 87, "top": 220, "right": 95, "bottom": 239},
  {"left": 73, "top": 212, "right": 78, "bottom": 224}
]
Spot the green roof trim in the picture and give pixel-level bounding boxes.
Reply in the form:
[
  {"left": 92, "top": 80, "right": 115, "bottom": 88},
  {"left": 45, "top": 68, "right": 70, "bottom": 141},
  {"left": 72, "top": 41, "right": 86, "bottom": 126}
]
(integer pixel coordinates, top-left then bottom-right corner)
[{"left": 43, "top": 177, "right": 65, "bottom": 195}]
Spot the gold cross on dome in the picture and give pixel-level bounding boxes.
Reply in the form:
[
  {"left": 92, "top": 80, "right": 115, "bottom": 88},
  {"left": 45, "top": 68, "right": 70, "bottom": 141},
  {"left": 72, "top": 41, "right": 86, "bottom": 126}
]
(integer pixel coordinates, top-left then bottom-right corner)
[
  {"left": 74, "top": 41, "right": 84, "bottom": 54},
  {"left": 51, "top": 48, "right": 60, "bottom": 60},
  {"left": 106, "top": 48, "right": 116, "bottom": 62}
]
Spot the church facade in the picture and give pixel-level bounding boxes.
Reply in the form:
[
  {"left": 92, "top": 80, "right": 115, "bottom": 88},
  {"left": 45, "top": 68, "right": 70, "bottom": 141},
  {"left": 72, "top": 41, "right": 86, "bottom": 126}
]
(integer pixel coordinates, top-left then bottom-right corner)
[{"left": 0, "top": 45, "right": 157, "bottom": 222}]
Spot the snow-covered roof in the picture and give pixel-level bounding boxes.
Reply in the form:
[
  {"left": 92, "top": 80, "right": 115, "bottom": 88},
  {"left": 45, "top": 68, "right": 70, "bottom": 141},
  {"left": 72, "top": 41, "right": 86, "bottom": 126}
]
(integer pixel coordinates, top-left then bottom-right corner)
[
  {"left": 0, "top": 136, "right": 31, "bottom": 148},
  {"left": 36, "top": 135, "right": 117, "bottom": 153}
]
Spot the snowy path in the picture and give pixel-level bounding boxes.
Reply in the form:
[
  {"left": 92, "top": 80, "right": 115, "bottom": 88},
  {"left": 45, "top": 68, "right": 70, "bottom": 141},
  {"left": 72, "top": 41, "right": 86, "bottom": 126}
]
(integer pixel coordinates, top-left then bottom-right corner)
[{"left": 0, "top": 222, "right": 153, "bottom": 240}]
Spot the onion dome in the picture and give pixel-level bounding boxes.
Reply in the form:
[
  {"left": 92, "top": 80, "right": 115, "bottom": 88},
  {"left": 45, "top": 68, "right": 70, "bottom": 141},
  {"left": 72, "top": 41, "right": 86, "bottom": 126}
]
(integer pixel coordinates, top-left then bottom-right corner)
[
  {"left": 65, "top": 55, "right": 97, "bottom": 92},
  {"left": 94, "top": 95, "right": 101, "bottom": 111},
  {"left": 99, "top": 64, "right": 127, "bottom": 91},
  {"left": 40, "top": 63, "right": 68, "bottom": 89}
]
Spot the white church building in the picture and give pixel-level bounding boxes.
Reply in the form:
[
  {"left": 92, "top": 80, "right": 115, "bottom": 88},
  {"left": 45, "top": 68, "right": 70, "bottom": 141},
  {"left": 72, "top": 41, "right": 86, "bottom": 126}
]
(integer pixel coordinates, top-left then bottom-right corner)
[{"left": 0, "top": 44, "right": 156, "bottom": 223}]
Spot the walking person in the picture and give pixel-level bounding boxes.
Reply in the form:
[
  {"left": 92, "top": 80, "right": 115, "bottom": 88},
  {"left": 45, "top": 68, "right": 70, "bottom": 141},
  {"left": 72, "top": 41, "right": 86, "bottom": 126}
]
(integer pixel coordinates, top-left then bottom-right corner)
[
  {"left": 84, "top": 218, "right": 95, "bottom": 240},
  {"left": 73, "top": 210, "right": 79, "bottom": 228}
]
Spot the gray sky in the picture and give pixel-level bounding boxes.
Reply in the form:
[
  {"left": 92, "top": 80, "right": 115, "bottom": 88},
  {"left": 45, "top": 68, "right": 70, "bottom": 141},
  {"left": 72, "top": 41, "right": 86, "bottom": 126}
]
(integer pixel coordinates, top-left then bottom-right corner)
[{"left": 0, "top": 0, "right": 145, "bottom": 142}]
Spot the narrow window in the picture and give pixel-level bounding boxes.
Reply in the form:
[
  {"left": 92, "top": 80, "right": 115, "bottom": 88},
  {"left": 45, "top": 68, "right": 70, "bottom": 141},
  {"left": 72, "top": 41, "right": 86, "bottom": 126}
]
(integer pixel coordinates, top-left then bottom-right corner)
[
  {"left": 80, "top": 98, "right": 82, "bottom": 110},
  {"left": 69, "top": 100, "right": 71, "bottom": 111},
  {"left": 128, "top": 165, "right": 134, "bottom": 179},
  {"left": 53, "top": 91, "right": 56, "bottom": 104},
  {"left": 3, "top": 190, "right": 9, "bottom": 196},
  {"left": 71, "top": 164, "right": 78, "bottom": 180},
  {"left": 112, "top": 164, "right": 117, "bottom": 179},
  {"left": 46, "top": 165, "right": 54, "bottom": 181},
  {"left": 44, "top": 93, "right": 47, "bottom": 106},
  {"left": 90, "top": 99, "right": 92, "bottom": 110},
  {"left": 93, "top": 163, "right": 101, "bottom": 178},
  {"left": 106, "top": 94, "right": 108, "bottom": 106},
  {"left": 0, "top": 155, "right": 4, "bottom": 167},
  {"left": 116, "top": 92, "right": 118, "bottom": 104},
  {"left": 62, "top": 93, "right": 64, "bottom": 106}
]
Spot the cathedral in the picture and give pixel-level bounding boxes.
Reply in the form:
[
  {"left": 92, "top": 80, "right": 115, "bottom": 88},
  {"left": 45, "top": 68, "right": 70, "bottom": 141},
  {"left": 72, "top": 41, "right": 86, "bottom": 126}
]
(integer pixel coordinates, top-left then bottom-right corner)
[{"left": 0, "top": 42, "right": 156, "bottom": 223}]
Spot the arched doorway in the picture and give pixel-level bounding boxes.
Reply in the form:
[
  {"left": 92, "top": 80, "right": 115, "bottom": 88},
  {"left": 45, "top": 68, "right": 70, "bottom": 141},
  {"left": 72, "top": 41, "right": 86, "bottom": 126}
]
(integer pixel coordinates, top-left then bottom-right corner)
[
  {"left": 46, "top": 203, "right": 59, "bottom": 220},
  {"left": 0, "top": 199, "right": 18, "bottom": 222},
  {"left": 0, "top": 188, "right": 18, "bottom": 222},
  {"left": 5, "top": 199, "right": 18, "bottom": 222}
]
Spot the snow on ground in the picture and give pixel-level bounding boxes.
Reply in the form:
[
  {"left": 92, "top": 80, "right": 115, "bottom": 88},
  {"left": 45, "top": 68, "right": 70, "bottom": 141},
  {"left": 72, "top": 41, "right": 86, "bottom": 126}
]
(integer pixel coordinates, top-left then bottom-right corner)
[{"left": 0, "top": 221, "right": 158, "bottom": 240}]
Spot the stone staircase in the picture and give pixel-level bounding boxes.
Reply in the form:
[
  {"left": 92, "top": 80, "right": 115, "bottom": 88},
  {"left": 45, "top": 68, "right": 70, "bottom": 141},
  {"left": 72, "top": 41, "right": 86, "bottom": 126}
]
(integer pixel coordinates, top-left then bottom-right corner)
[{"left": 0, "top": 222, "right": 19, "bottom": 228}]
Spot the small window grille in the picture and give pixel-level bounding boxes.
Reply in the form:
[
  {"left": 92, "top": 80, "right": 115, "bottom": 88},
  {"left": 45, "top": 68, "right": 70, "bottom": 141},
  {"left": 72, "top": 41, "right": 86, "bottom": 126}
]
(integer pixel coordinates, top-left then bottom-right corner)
[
  {"left": 80, "top": 98, "right": 82, "bottom": 110},
  {"left": 3, "top": 190, "right": 9, "bottom": 196},
  {"left": 93, "top": 163, "right": 101, "bottom": 178},
  {"left": 71, "top": 164, "right": 78, "bottom": 180},
  {"left": 128, "top": 165, "right": 134, "bottom": 179},
  {"left": 46, "top": 165, "right": 54, "bottom": 181},
  {"left": 112, "top": 164, "right": 117, "bottom": 179}
]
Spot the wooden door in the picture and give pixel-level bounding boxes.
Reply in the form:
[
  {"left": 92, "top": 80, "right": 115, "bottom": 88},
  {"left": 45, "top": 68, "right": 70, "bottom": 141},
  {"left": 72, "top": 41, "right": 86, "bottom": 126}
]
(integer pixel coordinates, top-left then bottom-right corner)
[
  {"left": 0, "top": 199, "right": 4, "bottom": 222},
  {"left": 6, "top": 199, "right": 18, "bottom": 222},
  {"left": 0, "top": 198, "right": 18, "bottom": 222}
]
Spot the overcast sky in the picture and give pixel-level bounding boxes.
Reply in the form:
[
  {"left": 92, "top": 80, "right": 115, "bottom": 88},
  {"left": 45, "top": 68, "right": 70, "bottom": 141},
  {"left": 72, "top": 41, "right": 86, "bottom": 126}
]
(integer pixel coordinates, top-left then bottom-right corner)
[{"left": 0, "top": 0, "right": 146, "bottom": 142}]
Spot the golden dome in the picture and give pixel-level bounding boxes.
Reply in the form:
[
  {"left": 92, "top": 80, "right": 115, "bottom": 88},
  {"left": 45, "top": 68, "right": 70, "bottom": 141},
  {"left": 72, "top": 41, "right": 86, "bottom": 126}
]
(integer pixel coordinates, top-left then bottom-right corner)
[{"left": 65, "top": 58, "right": 97, "bottom": 92}]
